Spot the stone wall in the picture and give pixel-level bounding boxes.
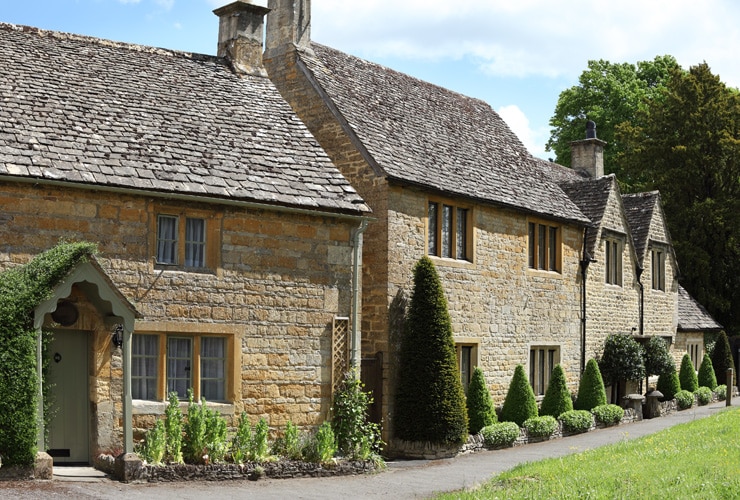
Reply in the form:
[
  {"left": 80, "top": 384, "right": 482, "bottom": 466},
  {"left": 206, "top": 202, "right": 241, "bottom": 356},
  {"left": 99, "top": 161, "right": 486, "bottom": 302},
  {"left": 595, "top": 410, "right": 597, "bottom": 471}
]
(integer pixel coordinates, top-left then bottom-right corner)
[{"left": 0, "top": 180, "right": 359, "bottom": 459}]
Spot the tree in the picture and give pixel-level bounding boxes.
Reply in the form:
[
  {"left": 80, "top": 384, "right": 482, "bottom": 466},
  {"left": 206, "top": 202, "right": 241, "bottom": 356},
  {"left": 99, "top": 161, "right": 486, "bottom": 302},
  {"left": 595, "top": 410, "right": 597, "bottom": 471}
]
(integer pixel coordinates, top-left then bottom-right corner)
[
  {"left": 678, "top": 353, "right": 699, "bottom": 392},
  {"left": 656, "top": 363, "right": 681, "bottom": 401},
  {"left": 598, "top": 334, "right": 645, "bottom": 401},
  {"left": 539, "top": 364, "right": 573, "bottom": 418},
  {"left": 465, "top": 367, "right": 496, "bottom": 434},
  {"left": 500, "top": 364, "right": 538, "bottom": 426},
  {"left": 643, "top": 336, "right": 674, "bottom": 392},
  {"left": 574, "top": 358, "right": 607, "bottom": 411},
  {"left": 618, "top": 63, "right": 740, "bottom": 336},
  {"left": 697, "top": 353, "right": 718, "bottom": 390},
  {"left": 394, "top": 256, "right": 468, "bottom": 444},
  {"left": 711, "top": 331, "right": 735, "bottom": 387},
  {"left": 546, "top": 55, "right": 678, "bottom": 185}
]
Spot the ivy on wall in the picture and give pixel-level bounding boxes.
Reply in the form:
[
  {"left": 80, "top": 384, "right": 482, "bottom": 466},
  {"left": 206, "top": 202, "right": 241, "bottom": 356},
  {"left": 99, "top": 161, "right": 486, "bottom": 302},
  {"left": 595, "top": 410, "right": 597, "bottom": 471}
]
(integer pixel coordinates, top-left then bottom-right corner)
[{"left": 0, "top": 241, "right": 97, "bottom": 466}]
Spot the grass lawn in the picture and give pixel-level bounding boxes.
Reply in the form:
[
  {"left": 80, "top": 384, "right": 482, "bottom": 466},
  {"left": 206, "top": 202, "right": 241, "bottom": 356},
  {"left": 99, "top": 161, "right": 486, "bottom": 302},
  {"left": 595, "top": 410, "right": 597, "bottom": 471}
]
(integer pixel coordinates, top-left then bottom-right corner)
[{"left": 438, "top": 407, "right": 740, "bottom": 499}]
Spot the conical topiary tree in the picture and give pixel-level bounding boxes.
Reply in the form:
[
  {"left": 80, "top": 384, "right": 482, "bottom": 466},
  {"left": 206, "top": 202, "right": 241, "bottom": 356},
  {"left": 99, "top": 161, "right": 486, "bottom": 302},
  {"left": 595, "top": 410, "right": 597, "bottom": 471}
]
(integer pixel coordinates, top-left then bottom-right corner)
[
  {"left": 575, "top": 358, "right": 607, "bottom": 410},
  {"left": 540, "top": 364, "right": 573, "bottom": 418},
  {"left": 656, "top": 366, "right": 681, "bottom": 401},
  {"left": 698, "top": 353, "right": 718, "bottom": 390},
  {"left": 394, "top": 256, "right": 468, "bottom": 444},
  {"left": 678, "top": 353, "right": 699, "bottom": 392},
  {"left": 466, "top": 367, "right": 497, "bottom": 434},
  {"left": 711, "top": 331, "right": 734, "bottom": 387},
  {"left": 500, "top": 364, "right": 538, "bottom": 426},
  {"left": 643, "top": 336, "right": 673, "bottom": 392}
]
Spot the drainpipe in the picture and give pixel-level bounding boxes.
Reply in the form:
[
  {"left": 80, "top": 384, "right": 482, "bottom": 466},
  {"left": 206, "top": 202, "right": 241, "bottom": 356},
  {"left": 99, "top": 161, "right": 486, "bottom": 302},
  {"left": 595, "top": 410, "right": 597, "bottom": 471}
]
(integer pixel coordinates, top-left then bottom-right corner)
[
  {"left": 350, "top": 219, "right": 369, "bottom": 368},
  {"left": 636, "top": 267, "right": 644, "bottom": 336},
  {"left": 579, "top": 227, "right": 593, "bottom": 374}
]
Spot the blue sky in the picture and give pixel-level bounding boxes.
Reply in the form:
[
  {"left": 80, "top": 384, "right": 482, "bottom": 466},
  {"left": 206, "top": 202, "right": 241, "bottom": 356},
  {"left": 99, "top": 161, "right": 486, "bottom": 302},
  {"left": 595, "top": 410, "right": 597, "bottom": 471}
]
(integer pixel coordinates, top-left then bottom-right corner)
[{"left": 4, "top": 0, "right": 740, "bottom": 160}]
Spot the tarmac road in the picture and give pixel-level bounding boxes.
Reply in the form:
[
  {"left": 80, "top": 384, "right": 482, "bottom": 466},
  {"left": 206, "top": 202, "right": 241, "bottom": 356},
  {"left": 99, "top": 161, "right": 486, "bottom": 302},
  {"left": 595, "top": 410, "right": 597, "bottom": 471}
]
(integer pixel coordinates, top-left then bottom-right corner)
[{"left": 1, "top": 399, "right": 736, "bottom": 499}]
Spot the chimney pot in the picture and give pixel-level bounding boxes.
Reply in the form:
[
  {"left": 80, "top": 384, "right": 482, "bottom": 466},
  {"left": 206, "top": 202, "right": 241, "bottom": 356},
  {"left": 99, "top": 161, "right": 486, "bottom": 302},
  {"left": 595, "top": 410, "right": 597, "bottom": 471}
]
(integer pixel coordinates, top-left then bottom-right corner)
[{"left": 214, "top": 1, "right": 271, "bottom": 77}]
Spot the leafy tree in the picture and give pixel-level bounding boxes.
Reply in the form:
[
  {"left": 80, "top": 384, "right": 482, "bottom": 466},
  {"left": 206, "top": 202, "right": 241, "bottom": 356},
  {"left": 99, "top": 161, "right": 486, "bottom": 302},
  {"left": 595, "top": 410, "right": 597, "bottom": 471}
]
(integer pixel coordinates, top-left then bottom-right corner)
[
  {"left": 698, "top": 353, "right": 718, "bottom": 390},
  {"left": 618, "top": 63, "right": 740, "bottom": 337},
  {"left": 678, "top": 353, "right": 699, "bottom": 393},
  {"left": 546, "top": 55, "right": 678, "bottom": 185},
  {"left": 394, "top": 256, "right": 468, "bottom": 444},
  {"left": 465, "top": 367, "right": 496, "bottom": 435},
  {"left": 500, "top": 365, "right": 538, "bottom": 426},
  {"left": 575, "top": 358, "right": 607, "bottom": 411},
  {"left": 598, "top": 334, "right": 645, "bottom": 397},
  {"left": 643, "top": 336, "right": 674, "bottom": 392},
  {"left": 539, "top": 364, "right": 573, "bottom": 418},
  {"left": 711, "top": 331, "right": 735, "bottom": 387}
]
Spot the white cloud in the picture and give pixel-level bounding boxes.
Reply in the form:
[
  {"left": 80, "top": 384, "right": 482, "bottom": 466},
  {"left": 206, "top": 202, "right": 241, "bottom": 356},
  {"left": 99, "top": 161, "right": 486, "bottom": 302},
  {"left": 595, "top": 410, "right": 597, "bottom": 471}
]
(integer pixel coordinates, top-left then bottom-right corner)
[
  {"left": 497, "top": 105, "right": 548, "bottom": 159},
  {"left": 312, "top": 0, "right": 740, "bottom": 87}
]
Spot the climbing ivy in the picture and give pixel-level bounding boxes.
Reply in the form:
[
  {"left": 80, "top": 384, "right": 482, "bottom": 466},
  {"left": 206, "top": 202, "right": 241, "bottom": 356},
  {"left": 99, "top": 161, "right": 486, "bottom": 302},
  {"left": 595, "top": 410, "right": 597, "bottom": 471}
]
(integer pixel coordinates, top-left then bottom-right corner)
[{"left": 0, "top": 242, "right": 97, "bottom": 466}]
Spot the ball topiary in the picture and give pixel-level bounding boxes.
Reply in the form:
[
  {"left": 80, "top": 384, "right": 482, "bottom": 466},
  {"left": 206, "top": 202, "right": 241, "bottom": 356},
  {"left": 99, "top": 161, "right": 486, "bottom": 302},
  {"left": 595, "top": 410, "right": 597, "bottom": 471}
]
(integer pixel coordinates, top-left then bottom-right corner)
[
  {"left": 697, "top": 353, "right": 718, "bottom": 390},
  {"left": 695, "top": 386, "right": 713, "bottom": 406},
  {"left": 500, "top": 364, "right": 538, "bottom": 426},
  {"left": 480, "top": 422, "right": 520, "bottom": 448},
  {"left": 678, "top": 353, "right": 699, "bottom": 392},
  {"left": 539, "top": 364, "right": 573, "bottom": 418},
  {"left": 591, "top": 404, "right": 624, "bottom": 426},
  {"left": 559, "top": 410, "right": 593, "bottom": 434},
  {"left": 523, "top": 416, "right": 558, "bottom": 438},
  {"left": 575, "top": 358, "right": 607, "bottom": 410},
  {"left": 715, "top": 385, "right": 727, "bottom": 401},
  {"left": 675, "top": 390, "right": 694, "bottom": 410},
  {"left": 466, "top": 367, "right": 497, "bottom": 435}
]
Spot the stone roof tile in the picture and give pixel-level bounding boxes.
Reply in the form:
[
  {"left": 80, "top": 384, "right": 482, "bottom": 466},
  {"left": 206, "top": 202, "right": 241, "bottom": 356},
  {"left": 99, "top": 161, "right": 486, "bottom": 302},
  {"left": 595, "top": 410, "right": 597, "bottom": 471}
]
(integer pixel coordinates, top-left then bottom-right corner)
[{"left": 677, "top": 285, "right": 723, "bottom": 331}]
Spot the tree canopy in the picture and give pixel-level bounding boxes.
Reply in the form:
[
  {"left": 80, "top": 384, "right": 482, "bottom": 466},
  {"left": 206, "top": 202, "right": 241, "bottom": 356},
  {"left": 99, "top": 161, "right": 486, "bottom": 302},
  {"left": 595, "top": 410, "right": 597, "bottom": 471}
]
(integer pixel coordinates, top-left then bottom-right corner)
[{"left": 546, "top": 55, "right": 678, "bottom": 186}]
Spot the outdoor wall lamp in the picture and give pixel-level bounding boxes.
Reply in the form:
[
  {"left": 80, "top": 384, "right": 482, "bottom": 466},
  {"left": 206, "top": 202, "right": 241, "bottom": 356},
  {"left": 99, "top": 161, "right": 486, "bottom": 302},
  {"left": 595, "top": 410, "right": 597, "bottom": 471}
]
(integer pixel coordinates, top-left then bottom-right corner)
[{"left": 111, "top": 324, "right": 124, "bottom": 349}]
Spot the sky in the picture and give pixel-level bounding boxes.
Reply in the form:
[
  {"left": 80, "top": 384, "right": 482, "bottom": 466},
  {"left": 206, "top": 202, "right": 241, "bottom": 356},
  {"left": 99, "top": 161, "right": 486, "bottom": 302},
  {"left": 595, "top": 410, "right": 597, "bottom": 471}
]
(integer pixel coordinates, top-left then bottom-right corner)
[{"left": 3, "top": 0, "right": 740, "bottom": 160}]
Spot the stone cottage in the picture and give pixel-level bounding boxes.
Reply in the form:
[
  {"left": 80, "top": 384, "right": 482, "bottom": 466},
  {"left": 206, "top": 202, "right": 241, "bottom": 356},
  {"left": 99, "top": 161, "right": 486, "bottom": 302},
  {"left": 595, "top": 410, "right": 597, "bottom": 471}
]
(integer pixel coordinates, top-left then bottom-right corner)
[{"left": 0, "top": 3, "right": 370, "bottom": 467}]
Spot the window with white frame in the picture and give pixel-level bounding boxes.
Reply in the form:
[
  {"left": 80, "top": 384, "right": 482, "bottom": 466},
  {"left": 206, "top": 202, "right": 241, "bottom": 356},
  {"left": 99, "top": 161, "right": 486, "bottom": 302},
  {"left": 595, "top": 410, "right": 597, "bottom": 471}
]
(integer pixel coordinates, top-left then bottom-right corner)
[
  {"left": 651, "top": 248, "right": 666, "bottom": 291},
  {"left": 530, "top": 346, "right": 560, "bottom": 396},
  {"left": 132, "top": 333, "right": 228, "bottom": 401},
  {"left": 428, "top": 201, "right": 471, "bottom": 261},
  {"left": 688, "top": 341, "right": 702, "bottom": 371},
  {"left": 156, "top": 215, "right": 207, "bottom": 268},
  {"left": 604, "top": 237, "right": 623, "bottom": 286},
  {"left": 528, "top": 221, "right": 560, "bottom": 272}
]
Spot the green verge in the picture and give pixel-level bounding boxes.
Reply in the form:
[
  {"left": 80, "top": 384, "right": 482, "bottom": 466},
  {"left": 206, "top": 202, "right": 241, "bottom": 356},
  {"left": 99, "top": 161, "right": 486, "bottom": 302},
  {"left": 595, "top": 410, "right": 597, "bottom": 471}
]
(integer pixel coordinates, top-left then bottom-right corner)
[{"left": 437, "top": 408, "right": 740, "bottom": 499}]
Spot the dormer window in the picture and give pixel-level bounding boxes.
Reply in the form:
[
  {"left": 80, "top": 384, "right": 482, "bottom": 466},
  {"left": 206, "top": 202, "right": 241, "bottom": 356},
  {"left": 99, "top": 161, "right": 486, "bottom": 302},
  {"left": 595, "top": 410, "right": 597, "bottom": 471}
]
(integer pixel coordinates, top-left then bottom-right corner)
[
  {"left": 605, "top": 237, "right": 623, "bottom": 286},
  {"left": 652, "top": 248, "right": 666, "bottom": 291}
]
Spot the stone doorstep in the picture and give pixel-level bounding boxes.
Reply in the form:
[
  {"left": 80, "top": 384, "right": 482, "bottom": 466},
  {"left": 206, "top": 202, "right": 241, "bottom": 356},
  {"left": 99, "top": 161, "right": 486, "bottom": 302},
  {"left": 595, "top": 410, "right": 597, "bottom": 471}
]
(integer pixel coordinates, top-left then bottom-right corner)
[{"left": 53, "top": 466, "right": 109, "bottom": 483}]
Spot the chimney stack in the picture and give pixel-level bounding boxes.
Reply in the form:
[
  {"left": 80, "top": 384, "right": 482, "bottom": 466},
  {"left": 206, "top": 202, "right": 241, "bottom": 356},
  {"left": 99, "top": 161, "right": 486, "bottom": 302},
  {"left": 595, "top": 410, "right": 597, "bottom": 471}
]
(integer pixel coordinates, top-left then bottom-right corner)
[
  {"left": 570, "top": 120, "right": 606, "bottom": 178},
  {"left": 213, "top": 1, "right": 271, "bottom": 77},
  {"left": 265, "top": 0, "right": 312, "bottom": 58}
]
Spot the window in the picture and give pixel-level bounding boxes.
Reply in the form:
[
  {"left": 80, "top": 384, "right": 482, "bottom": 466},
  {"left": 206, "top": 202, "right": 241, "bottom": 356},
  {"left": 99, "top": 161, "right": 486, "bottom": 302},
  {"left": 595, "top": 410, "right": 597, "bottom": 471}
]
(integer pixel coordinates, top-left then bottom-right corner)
[
  {"left": 605, "top": 237, "right": 622, "bottom": 286},
  {"left": 528, "top": 221, "right": 560, "bottom": 272},
  {"left": 456, "top": 343, "right": 478, "bottom": 395},
  {"left": 651, "top": 248, "right": 665, "bottom": 291},
  {"left": 156, "top": 215, "right": 207, "bottom": 268},
  {"left": 428, "top": 201, "right": 471, "bottom": 261},
  {"left": 688, "top": 341, "right": 702, "bottom": 371},
  {"left": 529, "top": 346, "right": 560, "bottom": 396},
  {"left": 132, "top": 333, "right": 229, "bottom": 402}
]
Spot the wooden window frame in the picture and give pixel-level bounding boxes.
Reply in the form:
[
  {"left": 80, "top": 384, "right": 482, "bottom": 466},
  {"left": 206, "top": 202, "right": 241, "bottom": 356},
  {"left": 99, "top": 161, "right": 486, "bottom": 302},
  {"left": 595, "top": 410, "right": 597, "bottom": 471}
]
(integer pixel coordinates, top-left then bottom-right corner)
[
  {"left": 687, "top": 341, "right": 702, "bottom": 371},
  {"left": 651, "top": 247, "right": 666, "bottom": 291},
  {"left": 456, "top": 341, "right": 479, "bottom": 395},
  {"left": 427, "top": 199, "right": 473, "bottom": 262},
  {"left": 529, "top": 345, "right": 560, "bottom": 397},
  {"left": 151, "top": 204, "right": 222, "bottom": 272},
  {"left": 604, "top": 235, "right": 623, "bottom": 286},
  {"left": 527, "top": 219, "right": 562, "bottom": 273}
]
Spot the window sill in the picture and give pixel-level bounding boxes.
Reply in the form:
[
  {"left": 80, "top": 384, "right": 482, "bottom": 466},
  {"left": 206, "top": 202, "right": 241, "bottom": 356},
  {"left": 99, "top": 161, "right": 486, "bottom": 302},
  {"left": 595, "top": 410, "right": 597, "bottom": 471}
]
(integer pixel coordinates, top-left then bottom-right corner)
[
  {"left": 153, "top": 264, "right": 216, "bottom": 275},
  {"left": 526, "top": 268, "right": 562, "bottom": 278},
  {"left": 132, "top": 399, "right": 235, "bottom": 416},
  {"left": 428, "top": 255, "right": 475, "bottom": 269}
]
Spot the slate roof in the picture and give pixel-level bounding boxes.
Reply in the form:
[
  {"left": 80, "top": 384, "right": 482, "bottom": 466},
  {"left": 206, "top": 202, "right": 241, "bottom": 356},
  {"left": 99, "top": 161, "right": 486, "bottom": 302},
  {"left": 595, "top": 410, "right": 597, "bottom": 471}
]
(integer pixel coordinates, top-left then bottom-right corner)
[
  {"left": 0, "top": 24, "right": 369, "bottom": 215},
  {"left": 677, "top": 285, "right": 723, "bottom": 331},
  {"left": 557, "top": 175, "right": 617, "bottom": 256},
  {"left": 622, "top": 191, "right": 661, "bottom": 264},
  {"left": 299, "top": 43, "right": 588, "bottom": 225}
]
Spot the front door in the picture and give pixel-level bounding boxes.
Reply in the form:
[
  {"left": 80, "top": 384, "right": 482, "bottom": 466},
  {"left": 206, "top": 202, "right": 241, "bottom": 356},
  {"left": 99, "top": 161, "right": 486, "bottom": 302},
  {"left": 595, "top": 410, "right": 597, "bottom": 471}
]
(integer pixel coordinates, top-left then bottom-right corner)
[{"left": 47, "top": 330, "right": 89, "bottom": 464}]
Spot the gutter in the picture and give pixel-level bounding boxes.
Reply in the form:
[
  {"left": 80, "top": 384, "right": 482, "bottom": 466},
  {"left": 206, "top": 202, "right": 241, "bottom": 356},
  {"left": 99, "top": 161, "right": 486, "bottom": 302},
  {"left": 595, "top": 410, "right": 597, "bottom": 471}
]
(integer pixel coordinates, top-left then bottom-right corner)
[{"left": 350, "top": 219, "right": 369, "bottom": 368}]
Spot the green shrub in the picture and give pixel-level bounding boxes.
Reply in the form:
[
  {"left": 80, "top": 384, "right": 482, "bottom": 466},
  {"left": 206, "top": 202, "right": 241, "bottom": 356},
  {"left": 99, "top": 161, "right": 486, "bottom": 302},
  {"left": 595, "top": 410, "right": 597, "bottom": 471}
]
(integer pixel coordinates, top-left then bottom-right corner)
[
  {"left": 599, "top": 334, "right": 645, "bottom": 390},
  {"left": 164, "top": 391, "right": 183, "bottom": 463},
  {"left": 575, "top": 359, "right": 607, "bottom": 411},
  {"left": 394, "top": 256, "right": 468, "bottom": 444},
  {"left": 675, "top": 390, "right": 694, "bottom": 410},
  {"left": 231, "top": 412, "right": 253, "bottom": 464},
  {"left": 715, "top": 385, "right": 727, "bottom": 401},
  {"left": 141, "top": 419, "right": 166, "bottom": 464},
  {"left": 591, "top": 404, "right": 624, "bottom": 426},
  {"left": 250, "top": 418, "right": 270, "bottom": 462},
  {"left": 711, "top": 331, "right": 734, "bottom": 388},
  {"left": 642, "top": 336, "right": 674, "bottom": 392},
  {"left": 500, "top": 365, "right": 538, "bottom": 426},
  {"left": 698, "top": 353, "right": 718, "bottom": 390},
  {"left": 559, "top": 410, "right": 593, "bottom": 433},
  {"left": 0, "top": 242, "right": 96, "bottom": 466},
  {"left": 303, "top": 422, "right": 336, "bottom": 464},
  {"left": 480, "top": 422, "right": 520, "bottom": 448},
  {"left": 272, "top": 421, "right": 302, "bottom": 460},
  {"left": 331, "top": 370, "right": 383, "bottom": 459},
  {"left": 466, "top": 367, "right": 497, "bottom": 434},
  {"left": 695, "top": 386, "right": 713, "bottom": 406},
  {"left": 540, "top": 364, "right": 573, "bottom": 418},
  {"left": 523, "top": 416, "right": 557, "bottom": 438},
  {"left": 182, "top": 391, "right": 229, "bottom": 464},
  {"left": 656, "top": 364, "right": 681, "bottom": 401},
  {"left": 679, "top": 354, "right": 699, "bottom": 392}
]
